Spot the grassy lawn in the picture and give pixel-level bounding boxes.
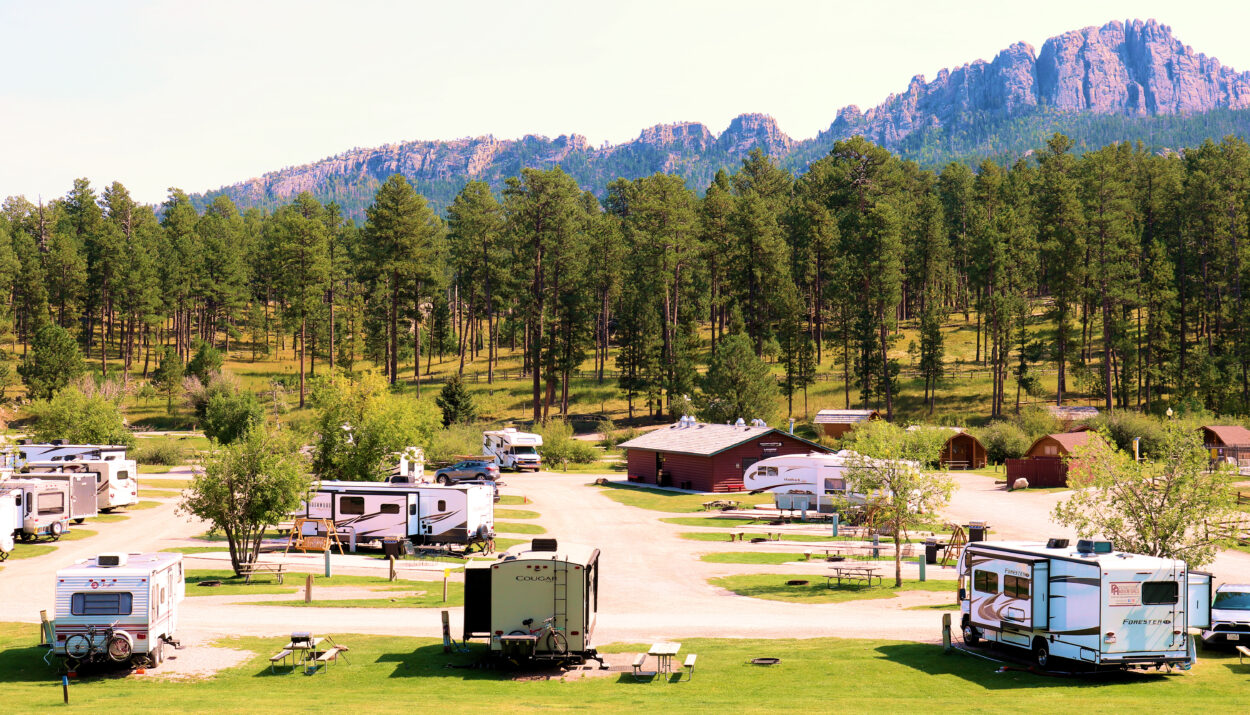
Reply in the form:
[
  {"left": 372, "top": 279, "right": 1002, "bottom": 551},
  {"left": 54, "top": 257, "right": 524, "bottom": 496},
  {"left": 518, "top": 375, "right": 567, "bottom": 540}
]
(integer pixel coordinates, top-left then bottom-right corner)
[
  {"left": 493, "top": 508, "right": 540, "bottom": 519},
  {"left": 496, "top": 495, "right": 529, "bottom": 506},
  {"left": 700, "top": 551, "right": 813, "bottom": 564},
  {"left": 61, "top": 528, "right": 98, "bottom": 542},
  {"left": 244, "top": 582, "right": 464, "bottom": 608},
  {"left": 494, "top": 521, "right": 547, "bottom": 535},
  {"left": 4, "top": 542, "right": 57, "bottom": 560},
  {"left": 2, "top": 622, "right": 1245, "bottom": 711},
  {"left": 492, "top": 537, "right": 527, "bottom": 551},
  {"left": 138, "top": 489, "right": 180, "bottom": 498},
  {"left": 161, "top": 546, "right": 227, "bottom": 554},
  {"left": 184, "top": 570, "right": 429, "bottom": 597},
  {"left": 661, "top": 516, "right": 770, "bottom": 527},
  {"left": 88, "top": 513, "right": 129, "bottom": 523},
  {"left": 138, "top": 464, "right": 187, "bottom": 474},
  {"left": 710, "top": 573, "right": 955, "bottom": 604},
  {"left": 680, "top": 532, "right": 863, "bottom": 543},
  {"left": 593, "top": 481, "right": 773, "bottom": 513}
]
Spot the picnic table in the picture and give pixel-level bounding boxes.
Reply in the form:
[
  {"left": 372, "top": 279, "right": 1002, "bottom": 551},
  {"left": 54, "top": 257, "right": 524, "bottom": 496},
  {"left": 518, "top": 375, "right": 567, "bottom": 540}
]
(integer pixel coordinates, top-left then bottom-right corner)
[
  {"left": 649, "top": 642, "right": 682, "bottom": 682},
  {"left": 702, "top": 499, "right": 740, "bottom": 511},
  {"left": 824, "top": 565, "right": 882, "bottom": 589},
  {"left": 238, "top": 561, "right": 286, "bottom": 584},
  {"left": 269, "top": 635, "right": 350, "bottom": 674}
]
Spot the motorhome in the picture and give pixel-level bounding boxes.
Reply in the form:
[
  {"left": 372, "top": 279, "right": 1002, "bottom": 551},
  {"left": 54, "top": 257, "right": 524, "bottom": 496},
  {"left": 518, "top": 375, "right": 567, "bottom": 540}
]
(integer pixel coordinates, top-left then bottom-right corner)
[
  {"left": 300, "top": 481, "right": 495, "bottom": 549},
  {"left": 14, "top": 442, "right": 130, "bottom": 467},
  {"left": 0, "top": 487, "right": 17, "bottom": 559},
  {"left": 959, "top": 539, "right": 1211, "bottom": 670},
  {"left": 6, "top": 478, "right": 72, "bottom": 541},
  {"left": 17, "top": 472, "right": 98, "bottom": 523},
  {"left": 53, "top": 552, "right": 184, "bottom": 668},
  {"left": 463, "top": 539, "right": 600, "bottom": 664},
  {"left": 483, "top": 428, "right": 543, "bottom": 471},
  {"left": 742, "top": 451, "right": 869, "bottom": 512},
  {"left": 24, "top": 458, "right": 139, "bottom": 512}
]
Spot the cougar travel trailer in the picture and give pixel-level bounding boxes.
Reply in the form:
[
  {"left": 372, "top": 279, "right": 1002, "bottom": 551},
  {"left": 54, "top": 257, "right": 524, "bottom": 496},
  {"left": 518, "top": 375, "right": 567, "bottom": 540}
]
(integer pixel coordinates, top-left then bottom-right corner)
[
  {"left": 0, "top": 487, "right": 17, "bottom": 559},
  {"left": 53, "top": 552, "right": 184, "bottom": 668},
  {"left": 959, "top": 539, "right": 1211, "bottom": 670},
  {"left": 483, "top": 428, "right": 543, "bottom": 471},
  {"left": 24, "top": 458, "right": 139, "bottom": 511},
  {"left": 741, "top": 451, "right": 868, "bottom": 512},
  {"left": 19, "top": 472, "right": 97, "bottom": 523},
  {"left": 463, "top": 539, "right": 600, "bottom": 663},
  {"left": 302, "top": 481, "right": 495, "bottom": 548},
  {"left": 15, "top": 443, "right": 130, "bottom": 466},
  {"left": 7, "top": 478, "right": 72, "bottom": 541}
]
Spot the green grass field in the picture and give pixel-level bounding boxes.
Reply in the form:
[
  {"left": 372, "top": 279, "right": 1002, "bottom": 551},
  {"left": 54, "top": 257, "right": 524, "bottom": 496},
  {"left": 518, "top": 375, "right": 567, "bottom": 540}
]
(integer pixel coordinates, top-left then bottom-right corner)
[
  {"left": 494, "top": 521, "right": 547, "bottom": 535},
  {"left": 496, "top": 495, "right": 529, "bottom": 506},
  {"left": 3, "top": 542, "right": 57, "bottom": 560},
  {"left": 184, "top": 570, "right": 433, "bottom": 597},
  {"left": 700, "top": 551, "right": 816, "bottom": 564},
  {"left": 1, "top": 622, "right": 1244, "bottom": 712},
  {"left": 243, "top": 581, "right": 464, "bottom": 608},
  {"left": 710, "top": 573, "right": 955, "bottom": 604},
  {"left": 593, "top": 482, "right": 773, "bottom": 513},
  {"left": 661, "top": 516, "right": 770, "bottom": 527},
  {"left": 681, "top": 532, "right": 865, "bottom": 543},
  {"left": 493, "top": 508, "right": 540, "bottom": 519}
]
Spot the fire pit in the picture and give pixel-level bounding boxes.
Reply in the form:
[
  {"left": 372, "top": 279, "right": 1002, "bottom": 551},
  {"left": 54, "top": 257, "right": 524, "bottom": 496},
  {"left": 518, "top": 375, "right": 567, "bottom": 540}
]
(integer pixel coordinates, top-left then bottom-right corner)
[
  {"left": 197, "top": 580, "right": 223, "bottom": 587},
  {"left": 750, "top": 537, "right": 768, "bottom": 544},
  {"left": 785, "top": 580, "right": 809, "bottom": 586},
  {"left": 750, "top": 657, "right": 781, "bottom": 666}
]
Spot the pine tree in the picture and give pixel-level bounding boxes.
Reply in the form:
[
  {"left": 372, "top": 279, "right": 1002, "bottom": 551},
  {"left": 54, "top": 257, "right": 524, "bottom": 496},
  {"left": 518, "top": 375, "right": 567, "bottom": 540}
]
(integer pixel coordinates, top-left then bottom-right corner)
[
  {"left": 18, "top": 322, "right": 85, "bottom": 399},
  {"left": 435, "top": 373, "right": 478, "bottom": 426}
]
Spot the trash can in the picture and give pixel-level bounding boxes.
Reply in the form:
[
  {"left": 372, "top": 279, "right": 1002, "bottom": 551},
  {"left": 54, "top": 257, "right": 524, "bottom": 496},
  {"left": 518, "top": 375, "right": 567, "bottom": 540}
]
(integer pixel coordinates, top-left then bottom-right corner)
[
  {"left": 925, "top": 538, "right": 938, "bottom": 564},
  {"left": 382, "top": 538, "right": 403, "bottom": 558},
  {"left": 967, "top": 523, "right": 988, "bottom": 543}
]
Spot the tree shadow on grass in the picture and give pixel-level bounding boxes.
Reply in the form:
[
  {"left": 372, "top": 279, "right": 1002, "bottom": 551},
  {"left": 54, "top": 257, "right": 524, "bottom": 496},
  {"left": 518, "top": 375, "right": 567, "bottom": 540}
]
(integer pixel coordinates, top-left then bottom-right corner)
[
  {"left": 0, "top": 644, "right": 61, "bottom": 683},
  {"left": 874, "top": 642, "right": 1176, "bottom": 690}
]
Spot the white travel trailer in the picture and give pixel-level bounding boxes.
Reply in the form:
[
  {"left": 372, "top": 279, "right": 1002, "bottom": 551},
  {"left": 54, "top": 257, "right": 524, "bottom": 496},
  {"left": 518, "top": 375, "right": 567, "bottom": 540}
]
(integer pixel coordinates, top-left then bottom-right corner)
[
  {"left": 53, "top": 552, "right": 184, "bottom": 668},
  {"left": 24, "top": 458, "right": 139, "bottom": 512},
  {"left": 386, "top": 447, "right": 426, "bottom": 483},
  {"left": 463, "top": 539, "right": 600, "bottom": 663},
  {"left": 743, "top": 451, "right": 876, "bottom": 512},
  {"left": 483, "top": 428, "right": 543, "bottom": 471},
  {"left": 6, "top": 478, "right": 72, "bottom": 541},
  {"left": 0, "top": 487, "right": 17, "bottom": 559},
  {"left": 18, "top": 471, "right": 98, "bottom": 523},
  {"left": 14, "top": 443, "right": 130, "bottom": 466},
  {"left": 959, "top": 539, "right": 1212, "bottom": 670},
  {"left": 301, "top": 481, "right": 495, "bottom": 549}
]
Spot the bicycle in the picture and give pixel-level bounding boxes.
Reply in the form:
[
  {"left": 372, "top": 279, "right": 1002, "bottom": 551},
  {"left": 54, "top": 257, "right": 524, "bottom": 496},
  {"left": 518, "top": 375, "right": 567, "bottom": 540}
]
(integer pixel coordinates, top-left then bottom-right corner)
[
  {"left": 63, "top": 621, "right": 132, "bottom": 664},
  {"left": 509, "top": 615, "right": 568, "bottom": 656}
]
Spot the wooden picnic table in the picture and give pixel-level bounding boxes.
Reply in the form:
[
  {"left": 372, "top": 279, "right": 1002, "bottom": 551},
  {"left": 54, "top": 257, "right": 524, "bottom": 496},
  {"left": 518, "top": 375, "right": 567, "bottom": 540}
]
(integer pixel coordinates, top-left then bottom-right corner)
[
  {"left": 238, "top": 561, "right": 286, "bottom": 584},
  {"left": 824, "top": 565, "right": 882, "bottom": 589}
]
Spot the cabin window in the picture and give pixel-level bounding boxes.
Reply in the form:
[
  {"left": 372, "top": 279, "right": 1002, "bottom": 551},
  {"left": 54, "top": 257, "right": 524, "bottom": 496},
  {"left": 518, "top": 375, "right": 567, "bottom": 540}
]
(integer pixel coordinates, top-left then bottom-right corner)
[
  {"left": 437, "top": 500, "right": 447, "bottom": 512},
  {"left": 1142, "top": 581, "right": 1179, "bottom": 605},
  {"left": 380, "top": 503, "right": 400, "bottom": 515},
  {"left": 973, "top": 569, "right": 999, "bottom": 594},
  {"left": 71, "top": 592, "right": 133, "bottom": 616},
  {"left": 1004, "top": 575, "right": 1030, "bottom": 599},
  {"left": 37, "top": 492, "right": 64, "bottom": 515},
  {"left": 1043, "top": 445, "right": 1057, "bottom": 456},
  {"left": 339, "top": 496, "right": 365, "bottom": 515},
  {"left": 409, "top": 504, "right": 416, "bottom": 516}
]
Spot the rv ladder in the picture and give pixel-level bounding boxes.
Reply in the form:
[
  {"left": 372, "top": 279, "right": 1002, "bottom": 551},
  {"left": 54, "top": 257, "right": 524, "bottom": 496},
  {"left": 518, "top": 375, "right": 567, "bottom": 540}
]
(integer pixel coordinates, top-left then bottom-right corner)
[{"left": 553, "top": 557, "right": 569, "bottom": 631}]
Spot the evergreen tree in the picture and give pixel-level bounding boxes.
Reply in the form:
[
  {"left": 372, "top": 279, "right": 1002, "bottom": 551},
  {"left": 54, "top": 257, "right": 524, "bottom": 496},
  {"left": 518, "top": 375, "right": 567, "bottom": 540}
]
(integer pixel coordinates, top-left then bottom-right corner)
[
  {"left": 18, "top": 322, "right": 85, "bottom": 399},
  {"left": 435, "top": 373, "right": 478, "bottom": 426}
]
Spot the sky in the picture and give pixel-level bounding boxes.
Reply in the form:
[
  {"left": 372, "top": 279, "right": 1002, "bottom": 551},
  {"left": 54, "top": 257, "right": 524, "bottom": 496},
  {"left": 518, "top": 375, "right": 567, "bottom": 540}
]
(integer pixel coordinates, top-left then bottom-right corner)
[{"left": 2, "top": 0, "right": 1248, "bottom": 204}]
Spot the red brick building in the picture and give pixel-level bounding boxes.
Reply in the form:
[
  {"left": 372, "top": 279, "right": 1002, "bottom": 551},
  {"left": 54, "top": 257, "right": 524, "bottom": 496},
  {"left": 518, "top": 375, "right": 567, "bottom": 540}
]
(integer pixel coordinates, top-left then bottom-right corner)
[{"left": 619, "top": 420, "right": 830, "bottom": 493}]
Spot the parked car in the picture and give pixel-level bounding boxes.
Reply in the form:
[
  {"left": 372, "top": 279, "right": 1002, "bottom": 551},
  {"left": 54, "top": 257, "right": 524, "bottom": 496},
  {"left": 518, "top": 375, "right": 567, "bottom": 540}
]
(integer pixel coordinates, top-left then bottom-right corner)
[
  {"left": 1203, "top": 583, "right": 1250, "bottom": 646},
  {"left": 433, "top": 460, "right": 499, "bottom": 485}
]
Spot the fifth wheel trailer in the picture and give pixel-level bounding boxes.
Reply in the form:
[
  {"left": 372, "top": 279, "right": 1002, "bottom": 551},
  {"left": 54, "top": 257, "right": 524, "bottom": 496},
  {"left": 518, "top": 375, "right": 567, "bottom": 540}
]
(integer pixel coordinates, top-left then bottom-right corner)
[
  {"left": 463, "top": 539, "right": 600, "bottom": 663},
  {"left": 742, "top": 451, "right": 869, "bottom": 512},
  {"left": 959, "top": 539, "right": 1211, "bottom": 670},
  {"left": 24, "top": 458, "right": 139, "bottom": 512},
  {"left": 13, "top": 472, "right": 97, "bottom": 523},
  {"left": 300, "top": 481, "right": 495, "bottom": 548}
]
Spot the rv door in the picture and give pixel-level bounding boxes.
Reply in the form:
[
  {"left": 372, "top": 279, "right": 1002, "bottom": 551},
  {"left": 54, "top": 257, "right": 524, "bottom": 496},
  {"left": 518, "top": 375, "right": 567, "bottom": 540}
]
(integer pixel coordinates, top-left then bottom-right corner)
[
  {"left": 1188, "top": 571, "right": 1213, "bottom": 630},
  {"left": 1031, "top": 560, "right": 1049, "bottom": 628}
]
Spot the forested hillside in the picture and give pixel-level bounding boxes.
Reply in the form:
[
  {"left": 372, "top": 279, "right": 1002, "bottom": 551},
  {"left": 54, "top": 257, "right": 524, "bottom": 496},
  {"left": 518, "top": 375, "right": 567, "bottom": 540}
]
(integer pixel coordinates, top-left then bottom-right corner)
[{"left": 4, "top": 130, "right": 1250, "bottom": 428}]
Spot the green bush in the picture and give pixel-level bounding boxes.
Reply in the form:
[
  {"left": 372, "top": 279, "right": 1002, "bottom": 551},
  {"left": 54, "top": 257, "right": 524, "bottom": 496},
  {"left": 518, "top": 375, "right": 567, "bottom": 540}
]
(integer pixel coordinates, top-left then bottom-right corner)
[
  {"left": 134, "top": 439, "right": 189, "bottom": 466},
  {"left": 29, "top": 386, "right": 134, "bottom": 447},
  {"left": 1087, "top": 412, "right": 1168, "bottom": 459},
  {"left": 425, "top": 423, "right": 482, "bottom": 465},
  {"left": 1014, "top": 405, "right": 1062, "bottom": 440},
  {"left": 537, "top": 419, "right": 598, "bottom": 469},
  {"left": 975, "top": 421, "right": 1031, "bottom": 463}
]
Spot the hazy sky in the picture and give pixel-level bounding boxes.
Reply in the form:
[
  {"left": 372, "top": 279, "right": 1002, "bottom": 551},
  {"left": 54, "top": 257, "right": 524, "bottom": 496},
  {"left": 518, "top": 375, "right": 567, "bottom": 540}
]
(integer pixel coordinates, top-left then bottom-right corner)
[{"left": 2, "top": 0, "right": 1247, "bottom": 204}]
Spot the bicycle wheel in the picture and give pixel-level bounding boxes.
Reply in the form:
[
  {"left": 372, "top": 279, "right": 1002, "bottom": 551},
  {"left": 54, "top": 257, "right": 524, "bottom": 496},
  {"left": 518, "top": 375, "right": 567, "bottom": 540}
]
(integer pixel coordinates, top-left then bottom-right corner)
[
  {"left": 64, "top": 634, "right": 92, "bottom": 659},
  {"left": 546, "top": 630, "right": 568, "bottom": 656}
]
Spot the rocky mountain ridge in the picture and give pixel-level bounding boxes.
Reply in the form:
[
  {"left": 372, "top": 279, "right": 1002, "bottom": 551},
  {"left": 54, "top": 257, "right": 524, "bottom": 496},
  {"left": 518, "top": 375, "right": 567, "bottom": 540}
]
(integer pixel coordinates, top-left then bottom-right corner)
[{"left": 194, "top": 19, "right": 1250, "bottom": 217}]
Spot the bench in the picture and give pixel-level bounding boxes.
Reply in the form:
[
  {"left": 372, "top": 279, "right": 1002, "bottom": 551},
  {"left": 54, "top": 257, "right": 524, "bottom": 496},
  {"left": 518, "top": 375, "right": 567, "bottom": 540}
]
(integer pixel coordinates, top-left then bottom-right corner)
[
  {"left": 310, "top": 645, "right": 349, "bottom": 673},
  {"left": 631, "top": 653, "right": 655, "bottom": 681},
  {"left": 269, "top": 649, "right": 293, "bottom": 674},
  {"left": 238, "top": 562, "right": 285, "bottom": 584},
  {"left": 682, "top": 653, "right": 697, "bottom": 680},
  {"left": 1237, "top": 645, "right": 1250, "bottom": 665}
]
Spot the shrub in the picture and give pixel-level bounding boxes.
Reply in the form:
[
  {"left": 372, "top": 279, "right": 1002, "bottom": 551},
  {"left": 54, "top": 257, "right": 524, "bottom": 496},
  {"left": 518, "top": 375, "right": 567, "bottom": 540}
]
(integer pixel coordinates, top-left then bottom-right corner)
[
  {"left": 187, "top": 341, "right": 223, "bottom": 384},
  {"left": 203, "top": 387, "right": 264, "bottom": 445},
  {"left": 536, "top": 419, "right": 598, "bottom": 469},
  {"left": 425, "top": 423, "right": 482, "bottom": 465},
  {"left": 133, "top": 438, "right": 189, "bottom": 466},
  {"left": 1014, "top": 405, "right": 1061, "bottom": 440},
  {"left": 1087, "top": 411, "right": 1168, "bottom": 459},
  {"left": 976, "top": 421, "right": 1031, "bottom": 463},
  {"left": 29, "top": 386, "right": 135, "bottom": 447}
]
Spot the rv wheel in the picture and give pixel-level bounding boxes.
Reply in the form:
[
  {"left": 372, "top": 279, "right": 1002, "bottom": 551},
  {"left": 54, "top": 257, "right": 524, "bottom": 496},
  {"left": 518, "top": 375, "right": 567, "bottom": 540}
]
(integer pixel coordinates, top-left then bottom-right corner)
[
  {"left": 961, "top": 617, "right": 981, "bottom": 646},
  {"left": 49, "top": 522, "right": 64, "bottom": 540},
  {"left": 1032, "top": 638, "right": 1050, "bottom": 670}
]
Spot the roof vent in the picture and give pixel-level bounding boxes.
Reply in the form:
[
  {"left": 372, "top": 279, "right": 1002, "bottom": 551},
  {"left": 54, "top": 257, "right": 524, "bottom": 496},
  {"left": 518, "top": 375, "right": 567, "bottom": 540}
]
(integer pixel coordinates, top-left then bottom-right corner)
[
  {"left": 1076, "top": 539, "right": 1112, "bottom": 554},
  {"left": 97, "top": 553, "right": 128, "bottom": 567},
  {"left": 531, "top": 538, "right": 558, "bottom": 552},
  {"left": 735, "top": 418, "right": 746, "bottom": 427},
  {"left": 1045, "top": 538, "right": 1069, "bottom": 549}
]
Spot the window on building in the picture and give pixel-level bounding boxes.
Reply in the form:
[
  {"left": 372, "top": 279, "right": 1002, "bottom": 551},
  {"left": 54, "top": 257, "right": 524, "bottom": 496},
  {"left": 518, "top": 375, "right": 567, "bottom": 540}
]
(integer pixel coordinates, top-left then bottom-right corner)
[
  {"left": 437, "top": 500, "right": 446, "bottom": 512},
  {"left": 339, "top": 496, "right": 365, "bottom": 515},
  {"left": 1043, "top": 445, "right": 1057, "bottom": 456},
  {"left": 71, "top": 592, "right": 133, "bottom": 616},
  {"left": 1142, "top": 581, "right": 1179, "bottom": 605},
  {"left": 973, "top": 570, "right": 999, "bottom": 594}
]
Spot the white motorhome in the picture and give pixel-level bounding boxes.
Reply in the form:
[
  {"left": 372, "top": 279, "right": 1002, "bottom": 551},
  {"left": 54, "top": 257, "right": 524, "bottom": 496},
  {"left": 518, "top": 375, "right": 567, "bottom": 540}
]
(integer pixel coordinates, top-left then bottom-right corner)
[
  {"left": 301, "top": 481, "right": 495, "bottom": 549},
  {"left": 53, "top": 552, "right": 184, "bottom": 668},
  {"left": 15, "top": 443, "right": 130, "bottom": 466},
  {"left": 24, "top": 458, "right": 139, "bottom": 512},
  {"left": 483, "top": 428, "right": 543, "bottom": 471},
  {"left": 0, "top": 487, "right": 17, "bottom": 559},
  {"left": 463, "top": 539, "right": 600, "bottom": 664},
  {"left": 959, "top": 539, "right": 1211, "bottom": 670},
  {"left": 6, "top": 478, "right": 72, "bottom": 541},
  {"left": 742, "top": 451, "right": 868, "bottom": 512}
]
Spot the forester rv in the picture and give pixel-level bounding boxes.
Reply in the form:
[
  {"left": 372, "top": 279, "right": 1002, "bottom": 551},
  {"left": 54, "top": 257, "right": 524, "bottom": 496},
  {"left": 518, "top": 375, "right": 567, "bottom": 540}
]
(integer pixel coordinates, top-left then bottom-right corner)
[
  {"left": 6, "top": 478, "right": 72, "bottom": 541},
  {"left": 24, "top": 458, "right": 139, "bottom": 512},
  {"left": 300, "top": 481, "right": 495, "bottom": 549},
  {"left": 463, "top": 539, "right": 600, "bottom": 663},
  {"left": 53, "top": 552, "right": 184, "bottom": 668},
  {"left": 483, "top": 428, "right": 543, "bottom": 471},
  {"left": 959, "top": 539, "right": 1211, "bottom": 670}
]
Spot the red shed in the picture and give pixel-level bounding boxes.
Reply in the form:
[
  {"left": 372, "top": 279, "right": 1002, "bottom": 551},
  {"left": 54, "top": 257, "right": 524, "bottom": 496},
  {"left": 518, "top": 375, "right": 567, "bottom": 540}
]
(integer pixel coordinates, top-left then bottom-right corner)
[
  {"left": 619, "top": 420, "right": 831, "bottom": 493},
  {"left": 1006, "top": 431, "right": 1099, "bottom": 488}
]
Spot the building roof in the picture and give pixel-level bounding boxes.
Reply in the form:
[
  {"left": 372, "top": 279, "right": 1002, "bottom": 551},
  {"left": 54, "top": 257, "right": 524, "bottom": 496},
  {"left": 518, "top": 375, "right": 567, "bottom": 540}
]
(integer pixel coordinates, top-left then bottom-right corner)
[
  {"left": 1047, "top": 405, "right": 1100, "bottom": 421},
  {"left": 813, "top": 409, "right": 880, "bottom": 424},
  {"left": 618, "top": 421, "right": 827, "bottom": 457},
  {"left": 1202, "top": 425, "right": 1250, "bottom": 446},
  {"left": 1028, "top": 431, "right": 1097, "bottom": 456}
]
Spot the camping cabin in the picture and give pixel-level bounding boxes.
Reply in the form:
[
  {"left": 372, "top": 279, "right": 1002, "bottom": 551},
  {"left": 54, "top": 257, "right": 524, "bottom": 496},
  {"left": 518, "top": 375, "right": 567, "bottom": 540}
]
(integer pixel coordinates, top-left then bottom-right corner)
[
  {"left": 619, "top": 417, "right": 831, "bottom": 492},
  {"left": 6, "top": 478, "right": 72, "bottom": 541},
  {"left": 53, "top": 552, "right": 184, "bottom": 668},
  {"left": 301, "top": 481, "right": 495, "bottom": 549},
  {"left": 813, "top": 409, "right": 880, "bottom": 439},
  {"left": 1200, "top": 425, "right": 1250, "bottom": 467},
  {"left": 463, "top": 539, "right": 599, "bottom": 664},
  {"left": 959, "top": 539, "right": 1210, "bottom": 670},
  {"left": 1004, "top": 431, "right": 1097, "bottom": 488},
  {"left": 24, "top": 458, "right": 138, "bottom": 512},
  {"left": 905, "top": 426, "right": 987, "bottom": 469}
]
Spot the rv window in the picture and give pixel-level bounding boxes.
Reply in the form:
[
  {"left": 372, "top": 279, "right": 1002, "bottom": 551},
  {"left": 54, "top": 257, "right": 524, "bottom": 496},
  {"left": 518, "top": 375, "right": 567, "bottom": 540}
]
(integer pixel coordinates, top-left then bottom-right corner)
[
  {"left": 437, "top": 500, "right": 446, "bottom": 511},
  {"left": 973, "top": 570, "right": 999, "bottom": 594},
  {"left": 824, "top": 478, "right": 844, "bottom": 493},
  {"left": 1004, "top": 575, "right": 1030, "bottom": 599},
  {"left": 117, "top": 470, "right": 129, "bottom": 481},
  {"left": 339, "top": 496, "right": 365, "bottom": 515},
  {"left": 380, "top": 503, "right": 400, "bottom": 514},
  {"left": 71, "top": 592, "right": 133, "bottom": 616},
  {"left": 762, "top": 467, "right": 778, "bottom": 477},
  {"left": 37, "top": 492, "right": 64, "bottom": 515},
  {"left": 1142, "top": 581, "right": 1179, "bottom": 605},
  {"left": 409, "top": 504, "right": 416, "bottom": 516}
]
